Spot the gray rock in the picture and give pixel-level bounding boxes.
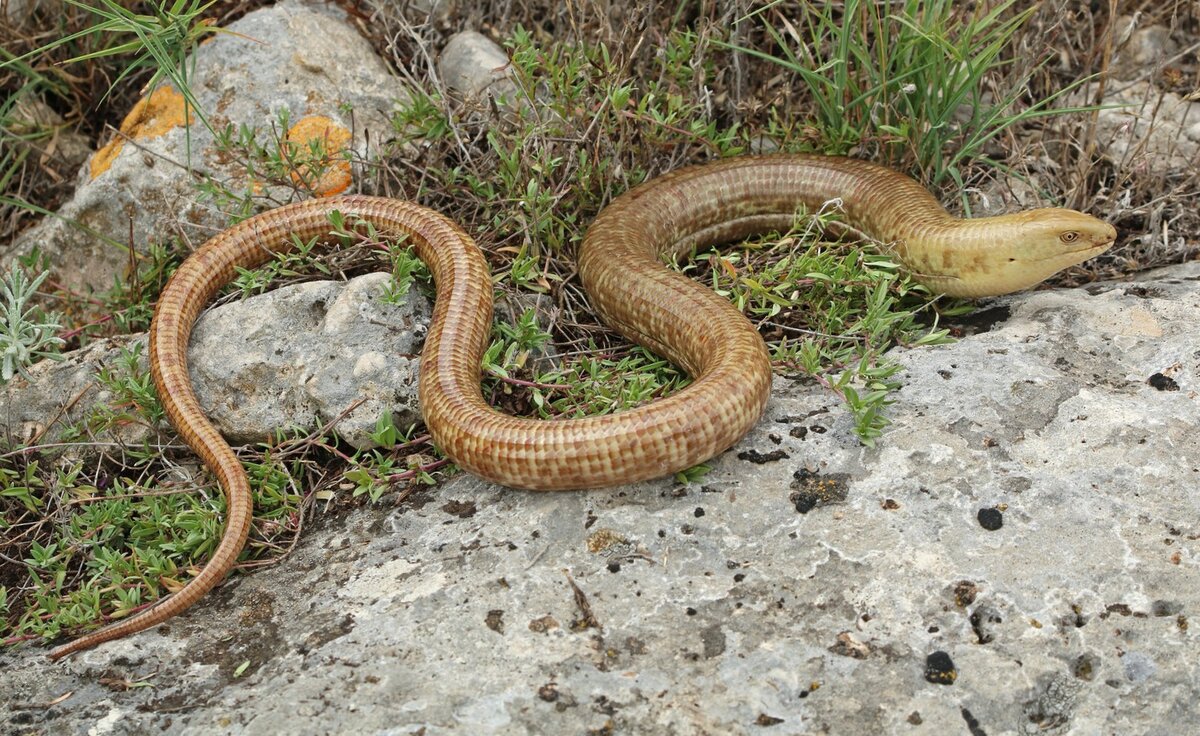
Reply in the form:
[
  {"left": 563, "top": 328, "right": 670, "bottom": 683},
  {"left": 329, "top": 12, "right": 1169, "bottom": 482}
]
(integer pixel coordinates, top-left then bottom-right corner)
[
  {"left": 0, "top": 334, "right": 154, "bottom": 455},
  {"left": 1, "top": 273, "right": 430, "bottom": 454},
  {"left": 5, "top": 92, "right": 92, "bottom": 175},
  {"left": 2, "top": 0, "right": 405, "bottom": 294},
  {"left": 189, "top": 273, "right": 431, "bottom": 449},
  {"left": 1092, "top": 80, "right": 1199, "bottom": 174},
  {"left": 4, "top": 262, "right": 1197, "bottom": 734},
  {"left": 439, "top": 30, "right": 523, "bottom": 109},
  {"left": 399, "top": 0, "right": 454, "bottom": 22},
  {"left": 1, "top": 0, "right": 57, "bottom": 26},
  {"left": 1119, "top": 23, "right": 1177, "bottom": 73}
]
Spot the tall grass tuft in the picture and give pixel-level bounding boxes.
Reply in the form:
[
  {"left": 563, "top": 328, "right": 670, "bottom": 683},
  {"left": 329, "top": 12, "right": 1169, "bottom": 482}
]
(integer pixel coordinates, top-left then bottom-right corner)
[{"left": 728, "top": 0, "right": 1097, "bottom": 195}]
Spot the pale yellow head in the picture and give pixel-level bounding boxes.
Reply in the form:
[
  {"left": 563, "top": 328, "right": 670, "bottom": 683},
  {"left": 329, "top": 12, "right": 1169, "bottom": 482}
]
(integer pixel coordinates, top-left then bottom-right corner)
[{"left": 917, "top": 208, "right": 1118, "bottom": 298}]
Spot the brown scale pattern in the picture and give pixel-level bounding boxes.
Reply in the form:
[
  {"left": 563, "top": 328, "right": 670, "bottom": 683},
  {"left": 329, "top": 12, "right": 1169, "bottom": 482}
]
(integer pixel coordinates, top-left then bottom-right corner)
[{"left": 49, "top": 154, "right": 1116, "bottom": 659}]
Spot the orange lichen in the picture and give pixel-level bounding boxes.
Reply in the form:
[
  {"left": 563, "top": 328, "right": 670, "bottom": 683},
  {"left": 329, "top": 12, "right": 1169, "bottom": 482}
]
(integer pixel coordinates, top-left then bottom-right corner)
[
  {"left": 284, "top": 115, "right": 352, "bottom": 196},
  {"left": 90, "top": 86, "right": 192, "bottom": 179}
]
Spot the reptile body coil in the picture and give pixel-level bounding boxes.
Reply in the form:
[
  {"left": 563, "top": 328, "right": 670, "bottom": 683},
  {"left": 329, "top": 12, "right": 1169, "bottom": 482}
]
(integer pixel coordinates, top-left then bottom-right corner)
[{"left": 48, "top": 155, "right": 1117, "bottom": 660}]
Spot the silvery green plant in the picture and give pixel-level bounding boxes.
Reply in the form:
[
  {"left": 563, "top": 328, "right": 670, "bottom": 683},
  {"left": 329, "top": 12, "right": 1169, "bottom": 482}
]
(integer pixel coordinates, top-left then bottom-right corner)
[{"left": 1, "top": 265, "right": 65, "bottom": 383}]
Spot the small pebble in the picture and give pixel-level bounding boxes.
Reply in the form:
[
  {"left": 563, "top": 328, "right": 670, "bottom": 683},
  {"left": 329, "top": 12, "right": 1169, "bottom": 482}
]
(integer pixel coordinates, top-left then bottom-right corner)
[{"left": 977, "top": 507, "right": 1003, "bottom": 530}]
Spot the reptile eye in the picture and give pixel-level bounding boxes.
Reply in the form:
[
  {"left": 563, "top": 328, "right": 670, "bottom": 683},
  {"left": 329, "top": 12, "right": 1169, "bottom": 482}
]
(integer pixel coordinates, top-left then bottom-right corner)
[{"left": 1060, "top": 231, "right": 1079, "bottom": 243}]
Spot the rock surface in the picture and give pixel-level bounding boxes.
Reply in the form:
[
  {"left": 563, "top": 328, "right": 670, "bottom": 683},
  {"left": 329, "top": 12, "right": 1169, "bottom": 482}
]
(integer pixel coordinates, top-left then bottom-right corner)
[
  {"left": 439, "top": 30, "right": 522, "bottom": 106},
  {"left": 0, "top": 273, "right": 431, "bottom": 453},
  {"left": 1091, "top": 79, "right": 1199, "bottom": 175},
  {"left": 1, "top": 0, "right": 404, "bottom": 294},
  {"left": 3, "top": 262, "right": 1196, "bottom": 735},
  {"left": 188, "top": 273, "right": 431, "bottom": 449}
]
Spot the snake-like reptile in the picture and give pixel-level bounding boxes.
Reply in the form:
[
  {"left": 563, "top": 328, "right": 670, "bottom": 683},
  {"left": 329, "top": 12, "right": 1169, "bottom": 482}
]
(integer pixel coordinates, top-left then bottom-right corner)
[{"left": 48, "top": 155, "right": 1115, "bottom": 659}]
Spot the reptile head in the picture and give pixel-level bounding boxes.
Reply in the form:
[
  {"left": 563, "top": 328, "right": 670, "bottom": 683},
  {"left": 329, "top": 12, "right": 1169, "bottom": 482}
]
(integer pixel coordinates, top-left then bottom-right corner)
[{"left": 933, "top": 208, "right": 1117, "bottom": 298}]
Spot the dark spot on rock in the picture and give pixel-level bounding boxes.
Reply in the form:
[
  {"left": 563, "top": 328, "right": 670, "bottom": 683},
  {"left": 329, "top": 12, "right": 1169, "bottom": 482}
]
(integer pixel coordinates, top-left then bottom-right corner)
[
  {"left": 538, "top": 683, "right": 559, "bottom": 701},
  {"left": 738, "top": 448, "right": 789, "bottom": 463},
  {"left": 907, "top": 712, "right": 923, "bottom": 725},
  {"left": 299, "top": 612, "right": 355, "bottom": 653},
  {"left": 1103, "top": 603, "right": 1133, "bottom": 618},
  {"left": 606, "top": 561, "right": 621, "bottom": 573},
  {"left": 528, "top": 615, "right": 558, "bottom": 633},
  {"left": 685, "top": 607, "right": 697, "bottom": 616},
  {"left": 961, "top": 707, "right": 987, "bottom": 736},
  {"left": 484, "top": 609, "right": 504, "bottom": 634},
  {"left": 793, "top": 494, "right": 818, "bottom": 513},
  {"left": 1073, "top": 653, "right": 1100, "bottom": 681},
  {"left": 701, "top": 624, "right": 726, "bottom": 658},
  {"left": 944, "top": 304, "right": 1011, "bottom": 335},
  {"left": 734, "top": 573, "right": 746, "bottom": 582},
  {"left": 790, "top": 468, "right": 850, "bottom": 513},
  {"left": 789, "top": 426, "right": 808, "bottom": 440},
  {"left": 1151, "top": 600, "right": 1183, "bottom": 616},
  {"left": 810, "top": 425, "right": 827, "bottom": 434},
  {"left": 774, "top": 408, "right": 830, "bottom": 424},
  {"left": 768, "top": 433, "right": 782, "bottom": 444},
  {"left": 680, "top": 524, "right": 695, "bottom": 534},
  {"left": 953, "top": 581, "right": 979, "bottom": 607},
  {"left": 755, "top": 713, "right": 784, "bottom": 727},
  {"left": 1147, "top": 372, "right": 1179, "bottom": 391},
  {"left": 829, "top": 631, "right": 871, "bottom": 659},
  {"left": 924, "top": 651, "right": 957, "bottom": 685},
  {"left": 970, "top": 605, "right": 1003, "bottom": 644},
  {"left": 1065, "top": 604, "right": 1087, "bottom": 628},
  {"left": 977, "top": 507, "right": 1003, "bottom": 530},
  {"left": 1125, "top": 285, "right": 1162, "bottom": 298},
  {"left": 937, "top": 369, "right": 952, "bottom": 379},
  {"left": 441, "top": 499, "right": 476, "bottom": 518},
  {"left": 881, "top": 498, "right": 899, "bottom": 510},
  {"left": 9, "top": 712, "right": 33, "bottom": 726}
]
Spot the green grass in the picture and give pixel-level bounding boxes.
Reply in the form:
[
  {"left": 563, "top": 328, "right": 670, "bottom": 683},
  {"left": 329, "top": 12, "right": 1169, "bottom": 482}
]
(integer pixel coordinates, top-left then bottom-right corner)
[
  {"left": 0, "top": 2, "right": 1112, "bottom": 649},
  {"left": 1, "top": 0, "right": 223, "bottom": 132},
  {"left": 727, "top": 0, "right": 1099, "bottom": 198}
]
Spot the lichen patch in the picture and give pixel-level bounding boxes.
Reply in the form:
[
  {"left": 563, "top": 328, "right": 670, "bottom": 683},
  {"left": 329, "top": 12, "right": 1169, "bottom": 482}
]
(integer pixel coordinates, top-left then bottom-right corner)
[
  {"left": 90, "top": 86, "right": 192, "bottom": 179},
  {"left": 283, "top": 115, "right": 352, "bottom": 196}
]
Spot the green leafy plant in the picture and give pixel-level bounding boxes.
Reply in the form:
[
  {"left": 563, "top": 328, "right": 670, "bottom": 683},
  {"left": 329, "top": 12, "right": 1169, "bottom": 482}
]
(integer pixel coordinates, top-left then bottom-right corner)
[{"left": 0, "top": 264, "right": 64, "bottom": 383}]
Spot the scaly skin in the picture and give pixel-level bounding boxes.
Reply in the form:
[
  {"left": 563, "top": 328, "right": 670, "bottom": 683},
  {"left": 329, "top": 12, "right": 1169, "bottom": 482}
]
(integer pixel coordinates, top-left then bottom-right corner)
[{"left": 48, "top": 154, "right": 1116, "bottom": 660}]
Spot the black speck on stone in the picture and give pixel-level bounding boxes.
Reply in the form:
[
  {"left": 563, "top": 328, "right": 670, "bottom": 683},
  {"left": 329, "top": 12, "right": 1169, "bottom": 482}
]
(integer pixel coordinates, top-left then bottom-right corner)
[
  {"left": 606, "top": 561, "right": 621, "bottom": 573},
  {"left": 737, "top": 448, "right": 789, "bottom": 464},
  {"left": 1148, "top": 372, "right": 1180, "bottom": 391},
  {"left": 793, "top": 493, "right": 819, "bottom": 514},
  {"left": 977, "top": 507, "right": 1003, "bottom": 531},
  {"left": 925, "top": 651, "right": 958, "bottom": 685},
  {"left": 694, "top": 507, "right": 705, "bottom": 518},
  {"left": 960, "top": 707, "right": 987, "bottom": 736},
  {"left": 686, "top": 607, "right": 697, "bottom": 616},
  {"left": 755, "top": 713, "right": 784, "bottom": 727}
]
